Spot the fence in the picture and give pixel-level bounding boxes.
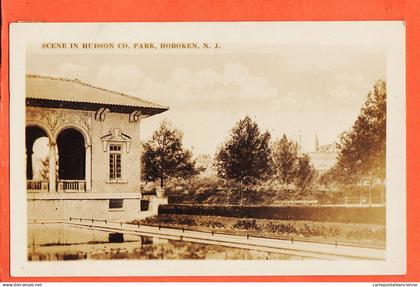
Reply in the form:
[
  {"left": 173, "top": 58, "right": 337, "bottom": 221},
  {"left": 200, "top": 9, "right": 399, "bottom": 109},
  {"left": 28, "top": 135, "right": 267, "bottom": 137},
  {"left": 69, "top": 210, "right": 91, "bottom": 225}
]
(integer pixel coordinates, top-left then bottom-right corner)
[{"left": 66, "top": 216, "right": 385, "bottom": 251}]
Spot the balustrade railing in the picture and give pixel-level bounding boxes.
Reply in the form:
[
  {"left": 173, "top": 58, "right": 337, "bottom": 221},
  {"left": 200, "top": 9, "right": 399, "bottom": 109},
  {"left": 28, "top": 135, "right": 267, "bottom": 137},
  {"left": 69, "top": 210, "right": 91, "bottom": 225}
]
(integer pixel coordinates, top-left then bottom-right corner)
[
  {"left": 27, "top": 180, "right": 49, "bottom": 192},
  {"left": 27, "top": 180, "right": 86, "bottom": 192},
  {"left": 58, "top": 180, "right": 86, "bottom": 192}
]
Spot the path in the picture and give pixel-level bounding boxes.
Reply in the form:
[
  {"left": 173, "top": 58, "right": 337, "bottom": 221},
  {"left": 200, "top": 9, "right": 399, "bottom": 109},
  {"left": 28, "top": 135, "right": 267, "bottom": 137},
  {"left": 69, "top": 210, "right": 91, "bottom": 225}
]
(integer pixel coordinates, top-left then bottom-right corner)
[{"left": 34, "top": 219, "right": 386, "bottom": 260}]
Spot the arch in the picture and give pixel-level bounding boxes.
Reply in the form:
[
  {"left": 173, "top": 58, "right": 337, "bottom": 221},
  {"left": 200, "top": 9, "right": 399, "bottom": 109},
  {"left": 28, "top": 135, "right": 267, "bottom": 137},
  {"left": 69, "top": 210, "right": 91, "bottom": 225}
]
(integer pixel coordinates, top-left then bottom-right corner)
[
  {"left": 56, "top": 128, "right": 86, "bottom": 180},
  {"left": 26, "top": 125, "right": 50, "bottom": 180},
  {"left": 32, "top": 137, "right": 50, "bottom": 179},
  {"left": 54, "top": 124, "right": 91, "bottom": 146},
  {"left": 26, "top": 121, "right": 54, "bottom": 143}
]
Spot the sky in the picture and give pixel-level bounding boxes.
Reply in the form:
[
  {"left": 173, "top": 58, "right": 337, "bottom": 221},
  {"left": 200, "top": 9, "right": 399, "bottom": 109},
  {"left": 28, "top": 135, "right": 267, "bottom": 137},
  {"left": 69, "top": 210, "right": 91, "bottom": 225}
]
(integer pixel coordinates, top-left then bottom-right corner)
[{"left": 27, "top": 45, "right": 386, "bottom": 160}]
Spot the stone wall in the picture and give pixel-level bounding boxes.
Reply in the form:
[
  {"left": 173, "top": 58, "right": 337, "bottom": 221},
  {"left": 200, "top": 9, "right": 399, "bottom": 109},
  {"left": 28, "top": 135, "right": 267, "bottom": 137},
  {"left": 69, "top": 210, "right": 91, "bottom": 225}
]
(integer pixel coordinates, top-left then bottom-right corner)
[{"left": 27, "top": 193, "right": 167, "bottom": 221}]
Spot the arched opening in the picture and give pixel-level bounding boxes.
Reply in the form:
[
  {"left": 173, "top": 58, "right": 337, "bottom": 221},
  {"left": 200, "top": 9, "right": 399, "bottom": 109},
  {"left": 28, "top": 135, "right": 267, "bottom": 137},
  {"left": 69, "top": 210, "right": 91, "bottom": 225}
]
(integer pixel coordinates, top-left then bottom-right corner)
[
  {"left": 32, "top": 137, "right": 50, "bottom": 180},
  {"left": 26, "top": 126, "right": 52, "bottom": 192},
  {"left": 57, "top": 128, "right": 86, "bottom": 180},
  {"left": 26, "top": 126, "right": 49, "bottom": 180}
]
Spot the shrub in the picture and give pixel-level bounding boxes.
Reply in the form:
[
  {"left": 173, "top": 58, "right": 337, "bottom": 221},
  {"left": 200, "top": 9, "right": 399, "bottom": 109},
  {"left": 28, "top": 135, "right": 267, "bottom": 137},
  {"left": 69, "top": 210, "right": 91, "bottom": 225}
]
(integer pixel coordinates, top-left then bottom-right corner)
[
  {"left": 158, "top": 204, "right": 385, "bottom": 224},
  {"left": 177, "top": 217, "right": 196, "bottom": 226},
  {"left": 201, "top": 220, "right": 225, "bottom": 229},
  {"left": 265, "top": 222, "right": 298, "bottom": 234},
  {"left": 232, "top": 219, "right": 259, "bottom": 230}
]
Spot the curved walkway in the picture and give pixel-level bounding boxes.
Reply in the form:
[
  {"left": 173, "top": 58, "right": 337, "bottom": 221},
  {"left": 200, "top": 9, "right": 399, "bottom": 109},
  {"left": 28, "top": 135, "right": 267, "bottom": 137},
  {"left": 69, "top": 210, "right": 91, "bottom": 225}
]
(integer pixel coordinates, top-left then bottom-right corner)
[{"left": 34, "top": 219, "right": 386, "bottom": 260}]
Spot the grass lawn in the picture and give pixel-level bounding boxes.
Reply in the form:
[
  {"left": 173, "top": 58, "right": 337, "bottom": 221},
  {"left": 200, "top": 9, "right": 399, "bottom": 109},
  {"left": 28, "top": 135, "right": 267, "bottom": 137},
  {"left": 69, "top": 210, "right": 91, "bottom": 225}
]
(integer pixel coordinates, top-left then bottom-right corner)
[{"left": 131, "top": 214, "right": 386, "bottom": 249}]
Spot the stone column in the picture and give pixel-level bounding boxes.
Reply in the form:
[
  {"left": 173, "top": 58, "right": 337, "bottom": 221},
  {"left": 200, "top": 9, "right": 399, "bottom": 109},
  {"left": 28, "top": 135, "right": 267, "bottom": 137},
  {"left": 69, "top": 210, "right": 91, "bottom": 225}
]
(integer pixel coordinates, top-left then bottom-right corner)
[
  {"left": 85, "top": 144, "right": 92, "bottom": 191},
  {"left": 49, "top": 142, "right": 57, "bottom": 192}
]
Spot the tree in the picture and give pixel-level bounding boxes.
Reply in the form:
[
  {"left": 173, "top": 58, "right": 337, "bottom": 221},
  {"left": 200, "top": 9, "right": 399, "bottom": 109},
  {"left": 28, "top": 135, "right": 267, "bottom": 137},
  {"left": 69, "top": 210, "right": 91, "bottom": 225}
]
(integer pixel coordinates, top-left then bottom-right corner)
[
  {"left": 271, "top": 134, "right": 299, "bottom": 184},
  {"left": 39, "top": 157, "right": 50, "bottom": 180},
  {"left": 142, "top": 121, "right": 197, "bottom": 188},
  {"left": 333, "top": 80, "right": 386, "bottom": 183},
  {"left": 215, "top": 116, "right": 272, "bottom": 184},
  {"left": 324, "top": 80, "right": 386, "bottom": 204},
  {"left": 39, "top": 156, "right": 58, "bottom": 180},
  {"left": 295, "top": 153, "right": 315, "bottom": 192}
]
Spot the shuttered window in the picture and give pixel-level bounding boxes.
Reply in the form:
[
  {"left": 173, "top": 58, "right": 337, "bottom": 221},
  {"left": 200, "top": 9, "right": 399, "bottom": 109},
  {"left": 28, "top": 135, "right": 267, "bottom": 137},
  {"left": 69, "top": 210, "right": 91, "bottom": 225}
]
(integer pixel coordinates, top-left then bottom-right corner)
[{"left": 109, "top": 144, "right": 122, "bottom": 179}]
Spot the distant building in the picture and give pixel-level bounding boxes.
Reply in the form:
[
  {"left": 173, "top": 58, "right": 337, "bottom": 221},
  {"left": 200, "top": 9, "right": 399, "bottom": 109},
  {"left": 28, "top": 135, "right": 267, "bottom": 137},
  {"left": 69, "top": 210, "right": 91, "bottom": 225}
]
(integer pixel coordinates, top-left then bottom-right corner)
[
  {"left": 195, "top": 154, "right": 216, "bottom": 176},
  {"left": 308, "top": 135, "right": 338, "bottom": 174}
]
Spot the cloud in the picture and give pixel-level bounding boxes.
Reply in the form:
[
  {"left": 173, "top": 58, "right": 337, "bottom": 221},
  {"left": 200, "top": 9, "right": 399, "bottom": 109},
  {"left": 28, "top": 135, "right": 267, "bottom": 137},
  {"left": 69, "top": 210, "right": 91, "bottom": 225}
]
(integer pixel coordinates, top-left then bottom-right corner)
[
  {"left": 82, "top": 60, "right": 382, "bottom": 155},
  {"left": 330, "top": 73, "right": 372, "bottom": 105},
  {"left": 95, "top": 65, "right": 144, "bottom": 92},
  {"left": 268, "top": 93, "right": 298, "bottom": 112},
  {"left": 156, "top": 63, "right": 277, "bottom": 104},
  {"left": 57, "top": 63, "right": 89, "bottom": 78},
  {"left": 91, "top": 63, "right": 279, "bottom": 108}
]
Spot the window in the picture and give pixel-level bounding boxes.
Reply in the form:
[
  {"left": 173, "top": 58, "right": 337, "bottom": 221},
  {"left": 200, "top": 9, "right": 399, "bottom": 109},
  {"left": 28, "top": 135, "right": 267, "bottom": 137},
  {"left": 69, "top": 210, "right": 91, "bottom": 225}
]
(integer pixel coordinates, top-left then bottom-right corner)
[
  {"left": 109, "top": 144, "right": 122, "bottom": 180},
  {"left": 109, "top": 199, "right": 123, "bottom": 209},
  {"left": 140, "top": 199, "right": 150, "bottom": 211}
]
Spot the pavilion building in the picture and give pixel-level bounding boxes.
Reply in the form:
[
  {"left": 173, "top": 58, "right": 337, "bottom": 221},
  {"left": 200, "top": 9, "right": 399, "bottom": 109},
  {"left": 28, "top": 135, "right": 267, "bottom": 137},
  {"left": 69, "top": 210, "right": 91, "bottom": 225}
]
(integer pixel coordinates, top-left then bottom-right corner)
[{"left": 25, "top": 74, "right": 168, "bottom": 221}]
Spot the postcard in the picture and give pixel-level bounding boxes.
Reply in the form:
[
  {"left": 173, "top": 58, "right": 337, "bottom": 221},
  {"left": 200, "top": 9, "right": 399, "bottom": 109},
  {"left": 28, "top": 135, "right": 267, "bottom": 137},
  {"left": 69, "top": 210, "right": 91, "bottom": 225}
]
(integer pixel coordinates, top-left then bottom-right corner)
[{"left": 8, "top": 21, "right": 405, "bottom": 276}]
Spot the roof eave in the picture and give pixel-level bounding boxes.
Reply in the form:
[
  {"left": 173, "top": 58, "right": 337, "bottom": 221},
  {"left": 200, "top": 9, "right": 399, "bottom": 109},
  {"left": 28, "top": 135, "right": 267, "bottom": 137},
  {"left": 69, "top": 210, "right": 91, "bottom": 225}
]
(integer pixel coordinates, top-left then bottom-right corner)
[{"left": 26, "top": 98, "right": 169, "bottom": 116}]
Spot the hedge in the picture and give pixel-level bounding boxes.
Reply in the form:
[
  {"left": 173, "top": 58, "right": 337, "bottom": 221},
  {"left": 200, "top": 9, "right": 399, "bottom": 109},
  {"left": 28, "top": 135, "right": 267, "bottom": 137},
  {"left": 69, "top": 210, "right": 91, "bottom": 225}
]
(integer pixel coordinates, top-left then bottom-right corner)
[{"left": 158, "top": 204, "right": 386, "bottom": 224}]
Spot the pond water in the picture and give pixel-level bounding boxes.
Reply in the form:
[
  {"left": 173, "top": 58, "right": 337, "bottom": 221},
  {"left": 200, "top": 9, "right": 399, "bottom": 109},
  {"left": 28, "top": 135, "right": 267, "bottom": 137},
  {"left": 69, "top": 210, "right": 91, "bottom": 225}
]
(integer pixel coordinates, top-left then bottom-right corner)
[{"left": 28, "top": 223, "right": 306, "bottom": 260}]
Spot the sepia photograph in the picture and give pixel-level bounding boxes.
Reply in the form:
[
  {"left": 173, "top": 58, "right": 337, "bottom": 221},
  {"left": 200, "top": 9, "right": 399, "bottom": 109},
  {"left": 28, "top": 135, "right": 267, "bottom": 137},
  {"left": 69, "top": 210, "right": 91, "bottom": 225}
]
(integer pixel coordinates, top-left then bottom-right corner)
[{"left": 9, "top": 22, "right": 405, "bottom": 276}]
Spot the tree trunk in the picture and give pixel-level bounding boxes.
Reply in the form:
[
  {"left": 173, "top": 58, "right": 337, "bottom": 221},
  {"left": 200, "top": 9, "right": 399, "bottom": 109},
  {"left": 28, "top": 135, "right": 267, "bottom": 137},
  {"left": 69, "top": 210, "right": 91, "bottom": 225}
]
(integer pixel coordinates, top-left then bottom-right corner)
[
  {"left": 368, "top": 173, "right": 373, "bottom": 207},
  {"left": 239, "top": 178, "right": 243, "bottom": 206}
]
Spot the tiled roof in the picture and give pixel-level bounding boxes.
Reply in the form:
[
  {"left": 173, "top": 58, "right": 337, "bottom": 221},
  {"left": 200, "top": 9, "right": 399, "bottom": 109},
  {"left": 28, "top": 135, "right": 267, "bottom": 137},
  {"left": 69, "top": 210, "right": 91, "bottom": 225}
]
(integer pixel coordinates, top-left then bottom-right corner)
[{"left": 26, "top": 74, "right": 169, "bottom": 114}]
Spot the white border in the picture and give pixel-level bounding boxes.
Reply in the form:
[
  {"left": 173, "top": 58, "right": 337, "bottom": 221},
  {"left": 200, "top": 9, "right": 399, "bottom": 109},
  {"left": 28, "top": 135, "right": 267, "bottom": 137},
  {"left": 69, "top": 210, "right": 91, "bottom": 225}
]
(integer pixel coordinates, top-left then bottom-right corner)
[{"left": 9, "top": 22, "right": 406, "bottom": 276}]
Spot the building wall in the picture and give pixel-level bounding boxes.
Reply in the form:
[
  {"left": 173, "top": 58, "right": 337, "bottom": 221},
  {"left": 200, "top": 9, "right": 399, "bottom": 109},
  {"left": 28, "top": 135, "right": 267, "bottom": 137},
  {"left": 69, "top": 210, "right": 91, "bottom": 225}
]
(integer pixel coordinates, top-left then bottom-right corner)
[
  {"left": 309, "top": 152, "right": 338, "bottom": 174},
  {"left": 26, "top": 106, "right": 93, "bottom": 143},
  {"left": 195, "top": 154, "right": 217, "bottom": 177},
  {"left": 26, "top": 106, "right": 142, "bottom": 193},
  {"left": 27, "top": 193, "right": 167, "bottom": 221},
  {"left": 91, "top": 112, "right": 141, "bottom": 193},
  {"left": 25, "top": 106, "right": 166, "bottom": 221}
]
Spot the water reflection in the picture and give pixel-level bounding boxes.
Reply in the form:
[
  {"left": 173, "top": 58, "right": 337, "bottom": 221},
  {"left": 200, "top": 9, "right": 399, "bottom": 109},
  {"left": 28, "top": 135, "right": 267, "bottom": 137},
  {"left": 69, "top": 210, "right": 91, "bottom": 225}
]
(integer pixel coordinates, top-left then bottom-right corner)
[
  {"left": 109, "top": 233, "right": 124, "bottom": 243},
  {"left": 28, "top": 223, "right": 306, "bottom": 261}
]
